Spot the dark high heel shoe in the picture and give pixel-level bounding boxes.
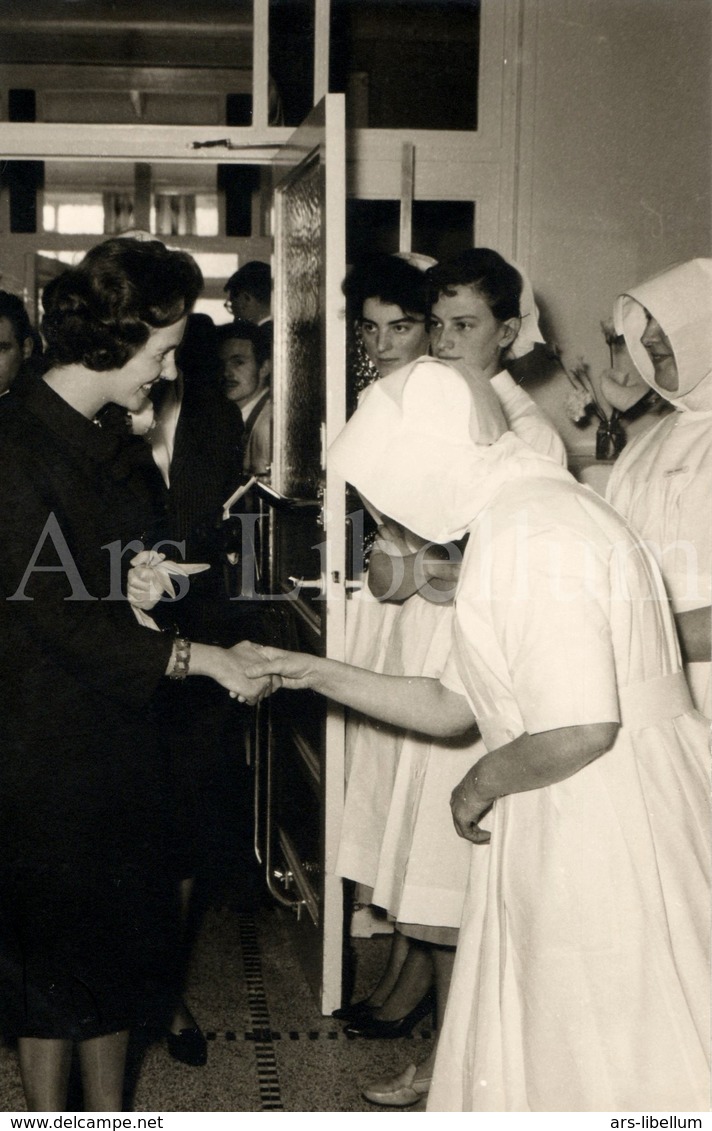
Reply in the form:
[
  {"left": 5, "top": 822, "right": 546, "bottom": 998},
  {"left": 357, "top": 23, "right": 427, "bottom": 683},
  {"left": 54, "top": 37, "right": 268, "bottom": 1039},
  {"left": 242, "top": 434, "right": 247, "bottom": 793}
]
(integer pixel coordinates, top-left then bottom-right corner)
[
  {"left": 331, "top": 999, "right": 375, "bottom": 1023},
  {"left": 166, "top": 1025, "right": 208, "bottom": 1066},
  {"left": 344, "top": 988, "right": 436, "bottom": 1039}
]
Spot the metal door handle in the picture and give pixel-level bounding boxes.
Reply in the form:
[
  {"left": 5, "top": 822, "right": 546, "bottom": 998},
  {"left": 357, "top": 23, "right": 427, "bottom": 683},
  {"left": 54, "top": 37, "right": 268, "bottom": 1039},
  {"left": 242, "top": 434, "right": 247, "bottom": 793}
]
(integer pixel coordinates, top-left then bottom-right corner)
[{"left": 287, "top": 575, "right": 324, "bottom": 593}]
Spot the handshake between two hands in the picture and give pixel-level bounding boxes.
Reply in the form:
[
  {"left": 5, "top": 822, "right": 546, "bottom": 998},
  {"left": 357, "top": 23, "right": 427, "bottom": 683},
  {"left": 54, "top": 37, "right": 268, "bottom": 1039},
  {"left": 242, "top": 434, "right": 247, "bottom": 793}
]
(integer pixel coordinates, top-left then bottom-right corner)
[
  {"left": 211, "top": 641, "right": 316, "bottom": 705},
  {"left": 127, "top": 552, "right": 315, "bottom": 706}
]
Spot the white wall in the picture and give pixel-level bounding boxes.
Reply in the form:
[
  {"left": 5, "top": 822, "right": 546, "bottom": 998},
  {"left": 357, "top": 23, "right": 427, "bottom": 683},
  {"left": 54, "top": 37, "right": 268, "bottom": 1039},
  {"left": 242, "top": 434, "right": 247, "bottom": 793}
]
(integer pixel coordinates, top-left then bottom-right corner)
[{"left": 519, "top": 0, "right": 712, "bottom": 453}]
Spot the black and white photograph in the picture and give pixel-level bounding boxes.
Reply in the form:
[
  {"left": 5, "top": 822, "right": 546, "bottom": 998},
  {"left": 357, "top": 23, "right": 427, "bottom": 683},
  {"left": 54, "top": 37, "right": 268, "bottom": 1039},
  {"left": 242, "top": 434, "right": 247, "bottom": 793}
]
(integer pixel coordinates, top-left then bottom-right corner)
[{"left": 0, "top": 0, "right": 709, "bottom": 1119}]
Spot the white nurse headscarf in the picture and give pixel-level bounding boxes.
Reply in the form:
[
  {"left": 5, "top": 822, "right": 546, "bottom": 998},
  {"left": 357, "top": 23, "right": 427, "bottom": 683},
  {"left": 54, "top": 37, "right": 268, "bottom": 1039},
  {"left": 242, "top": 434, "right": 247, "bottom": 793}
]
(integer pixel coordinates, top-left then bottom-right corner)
[
  {"left": 505, "top": 256, "right": 545, "bottom": 360},
  {"left": 613, "top": 257, "right": 712, "bottom": 413},
  {"left": 328, "top": 356, "right": 559, "bottom": 544}
]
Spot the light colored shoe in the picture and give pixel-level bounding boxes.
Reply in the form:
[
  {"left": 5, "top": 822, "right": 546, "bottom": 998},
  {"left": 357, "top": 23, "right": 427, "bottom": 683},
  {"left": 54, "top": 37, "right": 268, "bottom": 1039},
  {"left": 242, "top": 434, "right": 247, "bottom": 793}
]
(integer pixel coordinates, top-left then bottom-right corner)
[{"left": 362, "top": 1062, "right": 432, "bottom": 1107}]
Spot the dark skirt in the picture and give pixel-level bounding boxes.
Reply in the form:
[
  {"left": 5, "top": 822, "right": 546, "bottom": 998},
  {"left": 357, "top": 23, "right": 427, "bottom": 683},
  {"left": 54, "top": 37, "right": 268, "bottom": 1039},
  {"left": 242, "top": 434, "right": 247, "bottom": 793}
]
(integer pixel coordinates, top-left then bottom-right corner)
[
  {"left": 0, "top": 727, "right": 181, "bottom": 1042},
  {"left": 0, "top": 860, "right": 180, "bottom": 1041}
]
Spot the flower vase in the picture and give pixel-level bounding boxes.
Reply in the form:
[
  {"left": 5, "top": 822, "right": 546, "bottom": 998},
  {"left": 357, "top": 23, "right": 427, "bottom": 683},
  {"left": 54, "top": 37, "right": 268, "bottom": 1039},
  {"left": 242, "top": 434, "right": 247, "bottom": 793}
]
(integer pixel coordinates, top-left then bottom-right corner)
[{"left": 595, "top": 412, "right": 627, "bottom": 460}]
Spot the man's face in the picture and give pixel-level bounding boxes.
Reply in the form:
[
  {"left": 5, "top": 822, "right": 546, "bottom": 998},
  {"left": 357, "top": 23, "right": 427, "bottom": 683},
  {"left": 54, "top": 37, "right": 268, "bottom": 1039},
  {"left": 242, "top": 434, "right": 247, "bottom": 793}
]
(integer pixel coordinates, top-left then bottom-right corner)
[
  {"left": 219, "top": 337, "right": 268, "bottom": 407},
  {"left": 228, "top": 290, "right": 257, "bottom": 323},
  {"left": 0, "top": 317, "right": 31, "bottom": 395}
]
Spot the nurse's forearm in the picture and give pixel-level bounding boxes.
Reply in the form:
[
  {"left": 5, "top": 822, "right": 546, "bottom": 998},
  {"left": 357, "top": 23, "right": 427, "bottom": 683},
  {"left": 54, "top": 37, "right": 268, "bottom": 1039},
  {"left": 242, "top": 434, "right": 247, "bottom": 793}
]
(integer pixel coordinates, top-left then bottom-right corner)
[
  {"left": 314, "top": 659, "right": 475, "bottom": 737},
  {"left": 250, "top": 646, "right": 476, "bottom": 737},
  {"left": 459, "top": 722, "right": 620, "bottom": 803},
  {"left": 675, "top": 606, "right": 711, "bottom": 664}
]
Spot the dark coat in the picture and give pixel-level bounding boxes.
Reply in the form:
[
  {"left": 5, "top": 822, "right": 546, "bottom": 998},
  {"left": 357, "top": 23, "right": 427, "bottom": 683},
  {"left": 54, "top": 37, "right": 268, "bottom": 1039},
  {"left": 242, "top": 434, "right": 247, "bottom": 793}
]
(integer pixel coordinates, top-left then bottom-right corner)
[{"left": 0, "top": 378, "right": 178, "bottom": 1039}]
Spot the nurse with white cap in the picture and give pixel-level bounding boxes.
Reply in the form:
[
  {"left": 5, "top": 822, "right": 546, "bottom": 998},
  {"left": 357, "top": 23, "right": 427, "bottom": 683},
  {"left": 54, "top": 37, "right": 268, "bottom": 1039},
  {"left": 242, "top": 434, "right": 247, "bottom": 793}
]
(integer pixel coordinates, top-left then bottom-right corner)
[
  {"left": 246, "top": 357, "right": 710, "bottom": 1112},
  {"left": 605, "top": 258, "right": 712, "bottom": 716}
]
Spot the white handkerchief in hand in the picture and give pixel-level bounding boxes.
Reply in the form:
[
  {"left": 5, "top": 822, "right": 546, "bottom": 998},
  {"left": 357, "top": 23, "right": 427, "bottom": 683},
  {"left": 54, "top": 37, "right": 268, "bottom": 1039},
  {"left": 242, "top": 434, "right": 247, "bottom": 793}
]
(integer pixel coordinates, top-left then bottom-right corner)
[{"left": 129, "top": 549, "right": 210, "bottom": 632}]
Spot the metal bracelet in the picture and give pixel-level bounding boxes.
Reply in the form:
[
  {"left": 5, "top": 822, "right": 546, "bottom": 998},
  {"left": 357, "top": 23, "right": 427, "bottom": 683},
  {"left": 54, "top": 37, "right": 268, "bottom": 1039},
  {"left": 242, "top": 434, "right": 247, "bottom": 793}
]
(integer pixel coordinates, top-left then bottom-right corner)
[{"left": 168, "top": 636, "right": 191, "bottom": 680}]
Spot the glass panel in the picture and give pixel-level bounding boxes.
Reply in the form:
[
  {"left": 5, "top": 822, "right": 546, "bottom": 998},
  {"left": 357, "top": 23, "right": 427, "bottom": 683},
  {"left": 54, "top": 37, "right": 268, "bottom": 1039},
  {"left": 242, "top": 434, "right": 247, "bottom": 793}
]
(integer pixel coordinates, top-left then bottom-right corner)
[
  {"left": 0, "top": 4, "right": 254, "bottom": 70},
  {"left": 1, "top": 1, "right": 253, "bottom": 125},
  {"left": 194, "top": 194, "right": 220, "bottom": 238},
  {"left": 151, "top": 195, "right": 196, "bottom": 237},
  {"left": 274, "top": 154, "right": 323, "bottom": 498},
  {"left": 269, "top": 0, "right": 315, "bottom": 127},
  {"left": 330, "top": 0, "right": 480, "bottom": 130},
  {"left": 104, "top": 193, "right": 135, "bottom": 235},
  {"left": 39, "top": 92, "right": 222, "bottom": 126},
  {"left": 42, "top": 193, "right": 105, "bottom": 235}
]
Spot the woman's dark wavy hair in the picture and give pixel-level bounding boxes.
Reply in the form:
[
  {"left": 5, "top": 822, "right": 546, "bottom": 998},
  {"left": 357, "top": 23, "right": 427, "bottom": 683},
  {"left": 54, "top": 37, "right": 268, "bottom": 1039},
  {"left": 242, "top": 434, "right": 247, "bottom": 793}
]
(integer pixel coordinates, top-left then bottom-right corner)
[
  {"left": 342, "top": 255, "right": 430, "bottom": 321},
  {"left": 41, "top": 238, "right": 203, "bottom": 371},
  {"left": 426, "top": 248, "right": 522, "bottom": 321}
]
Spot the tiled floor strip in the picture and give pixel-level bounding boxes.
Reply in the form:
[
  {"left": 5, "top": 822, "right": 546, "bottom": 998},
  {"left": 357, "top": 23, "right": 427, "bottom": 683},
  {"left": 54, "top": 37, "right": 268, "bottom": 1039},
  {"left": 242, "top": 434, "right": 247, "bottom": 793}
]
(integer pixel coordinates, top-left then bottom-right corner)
[{"left": 236, "top": 912, "right": 285, "bottom": 1111}]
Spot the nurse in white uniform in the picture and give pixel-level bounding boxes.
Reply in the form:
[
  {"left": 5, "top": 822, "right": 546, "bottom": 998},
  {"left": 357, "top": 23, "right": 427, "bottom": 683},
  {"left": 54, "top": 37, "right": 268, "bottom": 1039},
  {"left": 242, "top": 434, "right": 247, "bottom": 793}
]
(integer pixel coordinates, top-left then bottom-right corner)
[
  {"left": 247, "top": 358, "right": 710, "bottom": 1113},
  {"left": 604, "top": 257, "right": 712, "bottom": 717}
]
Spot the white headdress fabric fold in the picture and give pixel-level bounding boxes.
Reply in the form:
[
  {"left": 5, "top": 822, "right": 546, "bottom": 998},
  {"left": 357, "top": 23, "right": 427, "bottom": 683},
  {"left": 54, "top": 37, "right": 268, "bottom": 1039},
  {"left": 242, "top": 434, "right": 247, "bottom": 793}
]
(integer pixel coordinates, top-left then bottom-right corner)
[
  {"left": 328, "top": 356, "right": 553, "bottom": 543},
  {"left": 395, "top": 251, "right": 438, "bottom": 272},
  {"left": 613, "top": 257, "right": 712, "bottom": 412},
  {"left": 506, "top": 256, "right": 545, "bottom": 359}
]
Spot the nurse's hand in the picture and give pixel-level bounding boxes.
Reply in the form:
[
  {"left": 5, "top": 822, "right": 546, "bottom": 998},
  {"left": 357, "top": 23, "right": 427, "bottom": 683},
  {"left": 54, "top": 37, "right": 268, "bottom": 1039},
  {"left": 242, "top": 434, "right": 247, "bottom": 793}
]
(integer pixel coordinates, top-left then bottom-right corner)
[
  {"left": 244, "top": 644, "right": 322, "bottom": 691},
  {"left": 450, "top": 766, "right": 492, "bottom": 845},
  {"left": 423, "top": 558, "right": 461, "bottom": 584},
  {"left": 222, "top": 641, "right": 277, "bottom": 704}
]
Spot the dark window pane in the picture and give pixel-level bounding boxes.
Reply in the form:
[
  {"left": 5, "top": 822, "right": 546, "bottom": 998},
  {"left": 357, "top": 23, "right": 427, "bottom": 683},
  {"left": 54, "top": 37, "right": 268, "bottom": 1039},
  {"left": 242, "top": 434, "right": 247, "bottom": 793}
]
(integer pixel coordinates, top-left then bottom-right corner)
[
  {"left": 347, "top": 199, "right": 475, "bottom": 264},
  {"left": 8, "top": 89, "right": 36, "bottom": 122},
  {"left": 412, "top": 200, "right": 475, "bottom": 262},
  {"left": 269, "top": 0, "right": 315, "bottom": 127},
  {"left": 330, "top": 0, "right": 479, "bottom": 130},
  {"left": 218, "top": 165, "right": 261, "bottom": 237},
  {"left": 346, "top": 199, "right": 400, "bottom": 262},
  {"left": 1, "top": 161, "right": 44, "bottom": 234},
  {"left": 226, "top": 93, "right": 253, "bottom": 127}
]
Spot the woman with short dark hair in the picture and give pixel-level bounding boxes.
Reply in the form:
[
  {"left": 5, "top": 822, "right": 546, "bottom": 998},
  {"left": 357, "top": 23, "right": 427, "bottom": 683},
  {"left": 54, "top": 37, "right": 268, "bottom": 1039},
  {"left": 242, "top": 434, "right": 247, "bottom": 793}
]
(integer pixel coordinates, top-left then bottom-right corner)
[{"left": 0, "top": 239, "right": 269, "bottom": 1111}]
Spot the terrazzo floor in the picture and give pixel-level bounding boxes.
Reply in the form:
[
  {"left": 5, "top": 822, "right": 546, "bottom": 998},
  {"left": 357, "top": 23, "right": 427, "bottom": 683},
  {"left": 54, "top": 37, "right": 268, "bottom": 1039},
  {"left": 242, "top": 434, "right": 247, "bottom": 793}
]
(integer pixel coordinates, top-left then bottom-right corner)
[{"left": 0, "top": 903, "right": 435, "bottom": 1114}]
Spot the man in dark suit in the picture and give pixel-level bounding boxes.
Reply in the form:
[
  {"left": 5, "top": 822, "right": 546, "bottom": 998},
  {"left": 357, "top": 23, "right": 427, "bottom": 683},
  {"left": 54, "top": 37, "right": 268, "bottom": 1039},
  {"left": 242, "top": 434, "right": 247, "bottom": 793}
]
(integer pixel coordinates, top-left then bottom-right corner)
[
  {"left": 142, "top": 314, "right": 267, "bottom": 1066},
  {"left": 223, "top": 260, "right": 272, "bottom": 346}
]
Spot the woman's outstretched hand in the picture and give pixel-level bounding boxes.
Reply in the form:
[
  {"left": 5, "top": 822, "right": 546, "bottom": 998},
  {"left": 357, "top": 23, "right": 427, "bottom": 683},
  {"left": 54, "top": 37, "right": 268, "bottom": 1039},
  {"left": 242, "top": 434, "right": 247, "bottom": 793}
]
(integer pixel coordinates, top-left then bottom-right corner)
[
  {"left": 450, "top": 765, "right": 492, "bottom": 845},
  {"left": 243, "top": 644, "right": 321, "bottom": 691}
]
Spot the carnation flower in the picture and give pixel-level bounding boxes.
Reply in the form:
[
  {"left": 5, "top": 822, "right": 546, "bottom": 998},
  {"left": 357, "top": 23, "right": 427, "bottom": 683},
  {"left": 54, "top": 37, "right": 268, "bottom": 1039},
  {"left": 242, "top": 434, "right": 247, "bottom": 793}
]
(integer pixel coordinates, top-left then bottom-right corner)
[{"left": 565, "top": 388, "right": 594, "bottom": 424}]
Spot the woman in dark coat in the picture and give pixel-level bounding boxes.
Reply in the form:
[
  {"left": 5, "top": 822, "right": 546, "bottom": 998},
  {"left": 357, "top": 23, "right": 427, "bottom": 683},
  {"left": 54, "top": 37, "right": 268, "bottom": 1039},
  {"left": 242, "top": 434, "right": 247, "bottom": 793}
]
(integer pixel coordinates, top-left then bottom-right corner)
[{"left": 0, "top": 239, "right": 269, "bottom": 1111}]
